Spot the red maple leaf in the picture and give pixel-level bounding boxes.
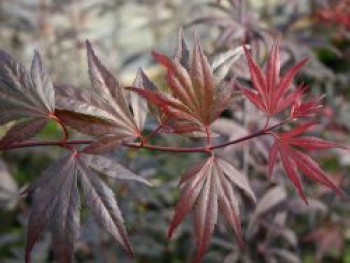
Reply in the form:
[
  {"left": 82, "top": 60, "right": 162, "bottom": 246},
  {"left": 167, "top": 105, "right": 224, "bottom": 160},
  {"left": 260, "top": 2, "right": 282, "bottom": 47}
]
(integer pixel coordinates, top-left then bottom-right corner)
[
  {"left": 239, "top": 38, "right": 309, "bottom": 117},
  {"left": 127, "top": 33, "right": 234, "bottom": 134},
  {"left": 268, "top": 122, "right": 345, "bottom": 203}
]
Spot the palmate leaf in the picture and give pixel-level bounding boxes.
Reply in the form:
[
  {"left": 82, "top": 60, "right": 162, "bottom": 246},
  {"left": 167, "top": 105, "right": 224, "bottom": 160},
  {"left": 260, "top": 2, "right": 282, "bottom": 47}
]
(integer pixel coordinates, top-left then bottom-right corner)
[
  {"left": 25, "top": 153, "right": 150, "bottom": 263},
  {"left": 25, "top": 154, "right": 79, "bottom": 263},
  {"left": 127, "top": 33, "right": 236, "bottom": 134},
  {"left": 54, "top": 42, "right": 147, "bottom": 154},
  {"left": 0, "top": 50, "right": 55, "bottom": 145},
  {"left": 168, "top": 156, "right": 255, "bottom": 263},
  {"left": 269, "top": 123, "right": 345, "bottom": 204},
  {"left": 239, "top": 38, "right": 309, "bottom": 117},
  {"left": 77, "top": 157, "right": 133, "bottom": 257}
]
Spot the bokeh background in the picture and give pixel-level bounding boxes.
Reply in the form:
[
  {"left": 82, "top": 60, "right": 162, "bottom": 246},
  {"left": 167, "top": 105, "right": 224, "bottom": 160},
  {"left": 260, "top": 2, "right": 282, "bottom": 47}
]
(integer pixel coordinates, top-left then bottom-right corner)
[{"left": 0, "top": 0, "right": 350, "bottom": 262}]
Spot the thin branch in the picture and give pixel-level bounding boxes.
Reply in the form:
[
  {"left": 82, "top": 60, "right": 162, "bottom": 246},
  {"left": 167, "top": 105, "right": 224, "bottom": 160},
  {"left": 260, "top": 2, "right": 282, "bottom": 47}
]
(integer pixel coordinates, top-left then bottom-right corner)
[
  {"left": 142, "top": 123, "right": 164, "bottom": 144},
  {"left": 263, "top": 116, "right": 270, "bottom": 131},
  {"left": 124, "top": 142, "right": 209, "bottom": 153},
  {"left": 205, "top": 126, "right": 212, "bottom": 149},
  {"left": 0, "top": 140, "right": 92, "bottom": 150},
  {"left": 210, "top": 120, "right": 286, "bottom": 150},
  {"left": 50, "top": 113, "right": 69, "bottom": 141},
  {"left": 1, "top": 121, "right": 287, "bottom": 153}
]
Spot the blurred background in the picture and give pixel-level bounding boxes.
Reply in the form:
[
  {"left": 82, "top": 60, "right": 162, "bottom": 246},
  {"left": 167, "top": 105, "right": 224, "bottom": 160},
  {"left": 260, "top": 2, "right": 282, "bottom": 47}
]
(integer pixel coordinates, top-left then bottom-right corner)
[{"left": 0, "top": 0, "right": 350, "bottom": 262}]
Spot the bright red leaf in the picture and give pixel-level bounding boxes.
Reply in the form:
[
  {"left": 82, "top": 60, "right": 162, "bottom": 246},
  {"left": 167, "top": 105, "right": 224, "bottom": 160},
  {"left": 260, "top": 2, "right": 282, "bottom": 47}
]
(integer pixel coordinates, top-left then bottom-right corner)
[
  {"left": 240, "top": 38, "right": 309, "bottom": 116},
  {"left": 269, "top": 124, "right": 344, "bottom": 203}
]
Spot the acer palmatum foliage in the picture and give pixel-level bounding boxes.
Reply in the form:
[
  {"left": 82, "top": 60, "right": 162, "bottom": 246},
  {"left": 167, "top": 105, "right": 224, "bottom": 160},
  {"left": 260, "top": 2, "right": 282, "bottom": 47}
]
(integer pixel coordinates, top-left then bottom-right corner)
[{"left": 0, "top": 32, "right": 346, "bottom": 263}]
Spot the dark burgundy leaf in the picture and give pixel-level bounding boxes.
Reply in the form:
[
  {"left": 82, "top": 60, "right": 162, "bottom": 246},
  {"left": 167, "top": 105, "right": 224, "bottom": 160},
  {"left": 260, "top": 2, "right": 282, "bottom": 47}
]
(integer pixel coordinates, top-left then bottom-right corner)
[
  {"left": 77, "top": 158, "right": 133, "bottom": 257},
  {"left": 25, "top": 154, "right": 78, "bottom": 263}
]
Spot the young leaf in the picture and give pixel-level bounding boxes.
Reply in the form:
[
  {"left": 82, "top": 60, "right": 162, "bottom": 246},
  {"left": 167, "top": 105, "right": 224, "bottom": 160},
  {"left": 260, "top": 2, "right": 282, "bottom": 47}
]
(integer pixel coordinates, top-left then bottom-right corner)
[
  {"left": 240, "top": 38, "right": 308, "bottom": 116},
  {"left": 127, "top": 34, "right": 235, "bottom": 134}
]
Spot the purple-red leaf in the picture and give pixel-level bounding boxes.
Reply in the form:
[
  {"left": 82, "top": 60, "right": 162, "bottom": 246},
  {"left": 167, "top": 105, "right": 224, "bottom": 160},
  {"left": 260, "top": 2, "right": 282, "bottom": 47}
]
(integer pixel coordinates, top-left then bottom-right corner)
[
  {"left": 128, "top": 34, "right": 230, "bottom": 132},
  {"left": 291, "top": 150, "right": 343, "bottom": 196},
  {"left": 131, "top": 69, "right": 149, "bottom": 132},
  {"left": 288, "top": 136, "right": 343, "bottom": 150},
  {"left": 78, "top": 158, "right": 133, "bottom": 257},
  {"left": 0, "top": 50, "right": 55, "bottom": 125},
  {"left": 84, "top": 41, "right": 138, "bottom": 137},
  {"left": 55, "top": 109, "right": 117, "bottom": 136},
  {"left": 193, "top": 165, "right": 218, "bottom": 263},
  {"left": 25, "top": 154, "right": 78, "bottom": 263},
  {"left": 81, "top": 154, "right": 151, "bottom": 186},
  {"left": 216, "top": 157, "right": 256, "bottom": 202},
  {"left": 25, "top": 151, "right": 148, "bottom": 262},
  {"left": 243, "top": 44, "right": 267, "bottom": 99},
  {"left": 168, "top": 160, "right": 210, "bottom": 239},
  {"left": 242, "top": 38, "right": 308, "bottom": 117},
  {"left": 268, "top": 123, "right": 344, "bottom": 203},
  {"left": 169, "top": 157, "right": 253, "bottom": 262},
  {"left": 278, "top": 142, "right": 308, "bottom": 204},
  {"left": 0, "top": 118, "right": 48, "bottom": 149}
]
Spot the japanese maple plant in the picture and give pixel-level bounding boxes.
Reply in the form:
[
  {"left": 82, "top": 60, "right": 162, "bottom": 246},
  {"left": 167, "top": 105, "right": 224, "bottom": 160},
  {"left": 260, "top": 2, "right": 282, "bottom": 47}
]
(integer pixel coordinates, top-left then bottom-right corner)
[{"left": 0, "top": 32, "right": 346, "bottom": 263}]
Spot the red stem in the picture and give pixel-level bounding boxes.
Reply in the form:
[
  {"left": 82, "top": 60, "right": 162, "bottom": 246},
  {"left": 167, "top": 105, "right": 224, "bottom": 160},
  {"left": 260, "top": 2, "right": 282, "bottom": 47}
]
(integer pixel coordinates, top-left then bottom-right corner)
[
  {"left": 125, "top": 142, "right": 209, "bottom": 153},
  {"left": 142, "top": 124, "right": 164, "bottom": 144},
  {"left": 210, "top": 121, "right": 285, "bottom": 150},
  {"left": 0, "top": 140, "right": 92, "bottom": 150},
  {"left": 50, "top": 113, "right": 69, "bottom": 141},
  {"left": 57, "top": 120, "right": 69, "bottom": 141},
  {"left": 205, "top": 126, "right": 212, "bottom": 147},
  {"left": 1, "top": 121, "right": 286, "bottom": 153}
]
